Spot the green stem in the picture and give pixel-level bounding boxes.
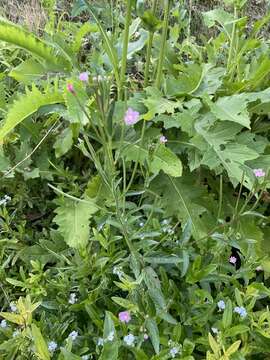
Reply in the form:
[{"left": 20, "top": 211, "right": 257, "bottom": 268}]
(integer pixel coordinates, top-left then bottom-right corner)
[
  {"left": 217, "top": 175, "right": 223, "bottom": 222},
  {"left": 144, "top": 0, "right": 158, "bottom": 87},
  {"left": 227, "top": 5, "right": 238, "bottom": 76},
  {"left": 120, "top": 0, "right": 133, "bottom": 99},
  {"left": 155, "top": 0, "right": 171, "bottom": 89}
]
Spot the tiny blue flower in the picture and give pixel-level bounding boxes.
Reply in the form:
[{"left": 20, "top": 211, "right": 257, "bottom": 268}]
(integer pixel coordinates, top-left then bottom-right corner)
[
  {"left": 48, "top": 341, "right": 57, "bottom": 352},
  {"left": 0, "top": 320, "right": 7, "bottom": 328},
  {"left": 124, "top": 333, "right": 135, "bottom": 346},
  {"left": 234, "top": 306, "right": 247, "bottom": 318},
  {"left": 106, "top": 331, "right": 114, "bottom": 342},
  {"left": 69, "top": 331, "right": 78, "bottom": 341},
  {"left": 10, "top": 303, "right": 17, "bottom": 312},
  {"left": 170, "top": 347, "right": 179, "bottom": 358},
  {"left": 217, "top": 300, "right": 226, "bottom": 310}
]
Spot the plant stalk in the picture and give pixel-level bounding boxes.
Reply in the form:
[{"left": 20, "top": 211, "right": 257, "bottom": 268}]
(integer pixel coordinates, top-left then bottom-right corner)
[
  {"left": 144, "top": 0, "right": 158, "bottom": 86},
  {"left": 120, "top": 0, "right": 133, "bottom": 99},
  {"left": 155, "top": 0, "right": 171, "bottom": 89}
]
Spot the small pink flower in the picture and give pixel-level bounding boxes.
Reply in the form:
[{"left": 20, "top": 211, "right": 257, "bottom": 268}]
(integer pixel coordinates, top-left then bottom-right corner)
[
  {"left": 118, "top": 311, "right": 131, "bottom": 323},
  {"left": 143, "top": 333, "right": 149, "bottom": 340},
  {"left": 229, "top": 256, "right": 237, "bottom": 265},
  {"left": 124, "top": 108, "right": 140, "bottom": 126},
  {"left": 67, "top": 83, "right": 75, "bottom": 94},
  {"left": 160, "top": 135, "right": 167, "bottom": 144},
  {"left": 253, "top": 168, "right": 265, "bottom": 177},
  {"left": 79, "top": 72, "right": 89, "bottom": 82}
]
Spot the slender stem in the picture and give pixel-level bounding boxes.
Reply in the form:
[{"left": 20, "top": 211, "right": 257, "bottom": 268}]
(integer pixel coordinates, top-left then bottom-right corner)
[
  {"left": 217, "top": 175, "right": 223, "bottom": 222},
  {"left": 155, "top": 0, "right": 171, "bottom": 89},
  {"left": 232, "top": 171, "right": 245, "bottom": 222},
  {"left": 227, "top": 5, "right": 238, "bottom": 76},
  {"left": 120, "top": 0, "right": 133, "bottom": 99},
  {"left": 125, "top": 120, "right": 146, "bottom": 193},
  {"left": 144, "top": 0, "right": 158, "bottom": 87}
]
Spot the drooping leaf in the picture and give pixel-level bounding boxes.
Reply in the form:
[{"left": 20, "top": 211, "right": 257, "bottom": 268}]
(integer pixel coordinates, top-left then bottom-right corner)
[
  {"left": 0, "top": 86, "right": 64, "bottom": 142},
  {"left": 53, "top": 198, "right": 98, "bottom": 249}
]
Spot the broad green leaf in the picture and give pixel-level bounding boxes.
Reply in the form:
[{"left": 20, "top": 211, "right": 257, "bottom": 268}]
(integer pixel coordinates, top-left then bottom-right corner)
[
  {"left": 146, "top": 318, "right": 160, "bottom": 354},
  {"left": 205, "top": 95, "right": 251, "bottom": 128},
  {"left": 143, "top": 87, "right": 182, "bottom": 120},
  {"left": 53, "top": 127, "right": 73, "bottom": 158},
  {"left": 64, "top": 80, "right": 89, "bottom": 125},
  {"left": 0, "top": 312, "right": 24, "bottom": 325},
  {"left": 0, "top": 86, "right": 64, "bottom": 142},
  {"left": 151, "top": 174, "right": 210, "bottom": 239},
  {"left": 100, "top": 312, "right": 118, "bottom": 360},
  {"left": 31, "top": 324, "right": 50, "bottom": 360},
  {"left": 53, "top": 198, "right": 97, "bottom": 249},
  {"left": 9, "top": 59, "right": 47, "bottom": 84},
  {"left": 111, "top": 297, "right": 138, "bottom": 311},
  {"left": 122, "top": 142, "right": 182, "bottom": 177},
  {"left": 143, "top": 267, "right": 166, "bottom": 310}
]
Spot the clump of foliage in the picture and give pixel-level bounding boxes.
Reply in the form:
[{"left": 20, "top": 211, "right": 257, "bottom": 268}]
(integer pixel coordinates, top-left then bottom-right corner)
[{"left": 0, "top": 0, "right": 270, "bottom": 359}]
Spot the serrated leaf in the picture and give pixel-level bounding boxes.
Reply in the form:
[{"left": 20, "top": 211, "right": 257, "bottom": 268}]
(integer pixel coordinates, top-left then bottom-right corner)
[
  {"left": 53, "top": 198, "right": 97, "bottom": 249},
  {"left": 0, "top": 86, "right": 64, "bottom": 141},
  {"left": 143, "top": 87, "right": 182, "bottom": 120}
]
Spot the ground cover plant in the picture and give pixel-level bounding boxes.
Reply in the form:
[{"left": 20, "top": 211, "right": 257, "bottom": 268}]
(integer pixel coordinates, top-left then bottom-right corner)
[{"left": 0, "top": 0, "right": 270, "bottom": 358}]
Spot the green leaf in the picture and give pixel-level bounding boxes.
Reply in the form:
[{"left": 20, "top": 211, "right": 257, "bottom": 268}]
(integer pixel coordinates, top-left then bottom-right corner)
[
  {"left": 146, "top": 318, "right": 160, "bottom": 354},
  {"left": 9, "top": 59, "right": 47, "bottom": 84},
  {"left": 222, "top": 299, "right": 232, "bottom": 329},
  {"left": 60, "top": 348, "right": 81, "bottom": 360},
  {"left": 0, "top": 18, "right": 71, "bottom": 70},
  {"left": 151, "top": 174, "right": 210, "bottom": 239},
  {"left": 225, "top": 340, "right": 241, "bottom": 357},
  {"left": 143, "top": 87, "right": 182, "bottom": 120},
  {"left": 208, "top": 333, "right": 220, "bottom": 355},
  {"left": 122, "top": 142, "right": 182, "bottom": 177},
  {"left": 0, "top": 86, "right": 64, "bottom": 141},
  {"left": 31, "top": 324, "right": 50, "bottom": 360},
  {"left": 53, "top": 198, "right": 97, "bottom": 249},
  {"left": 100, "top": 312, "right": 118, "bottom": 360},
  {"left": 143, "top": 267, "right": 166, "bottom": 310},
  {"left": 0, "top": 312, "right": 24, "bottom": 325},
  {"left": 205, "top": 94, "right": 251, "bottom": 128},
  {"left": 224, "top": 325, "right": 249, "bottom": 337},
  {"left": 53, "top": 128, "right": 73, "bottom": 158},
  {"left": 111, "top": 297, "right": 138, "bottom": 311}
]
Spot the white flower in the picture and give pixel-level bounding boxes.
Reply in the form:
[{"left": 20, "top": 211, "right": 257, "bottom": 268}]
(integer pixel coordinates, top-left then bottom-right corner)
[
  {"left": 113, "top": 266, "right": 124, "bottom": 278},
  {"left": 97, "top": 337, "right": 104, "bottom": 346},
  {"left": 69, "top": 331, "right": 78, "bottom": 341},
  {"left": 124, "top": 333, "right": 135, "bottom": 346},
  {"left": 139, "top": 222, "right": 144, "bottom": 227},
  {"left": 170, "top": 347, "right": 179, "bottom": 358},
  {"left": 82, "top": 355, "right": 90, "bottom": 360},
  {"left": 12, "top": 330, "right": 19, "bottom": 337},
  {"left": 211, "top": 327, "right": 219, "bottom": 334},
  {"left": 0, "top": 195, "right": 11, "bottom": 206},
  {"left": 68, "top": 293, "right": 77, "bottom": 305},
  {"left": 10, "top": 303, "right": 17, "bottom": 312},
  {"left": 0, "top": 320, "right": 7, "bottom": 328},
  {"left": 106, "top": 331, "right": 114, "bottom": 342},
  {"left": 48, "top": 341, "right": 57, "bottom": 352}
]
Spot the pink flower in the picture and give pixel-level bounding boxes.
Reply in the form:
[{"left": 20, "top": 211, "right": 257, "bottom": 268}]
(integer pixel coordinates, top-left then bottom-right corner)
[
  {"left": 160, "top": 135, "right": 167, "bottom": 144},
  {"left": 79, "top": 72, "right": 89, "bottom": 82},
  {"left": 124, "top": 108, "right": 140, "bottom": 126},
  {"left": 229, "top": 256, "right": 237, "bottom": 265},
  {"left": 253, "top": 168, "right": 265, "bottom": 177},
  {"left": 67, "top": 83, "right": 75, "bottom": 94},
  {"left": 118, "top": 311, "right": 131, "bottom": 323}
]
